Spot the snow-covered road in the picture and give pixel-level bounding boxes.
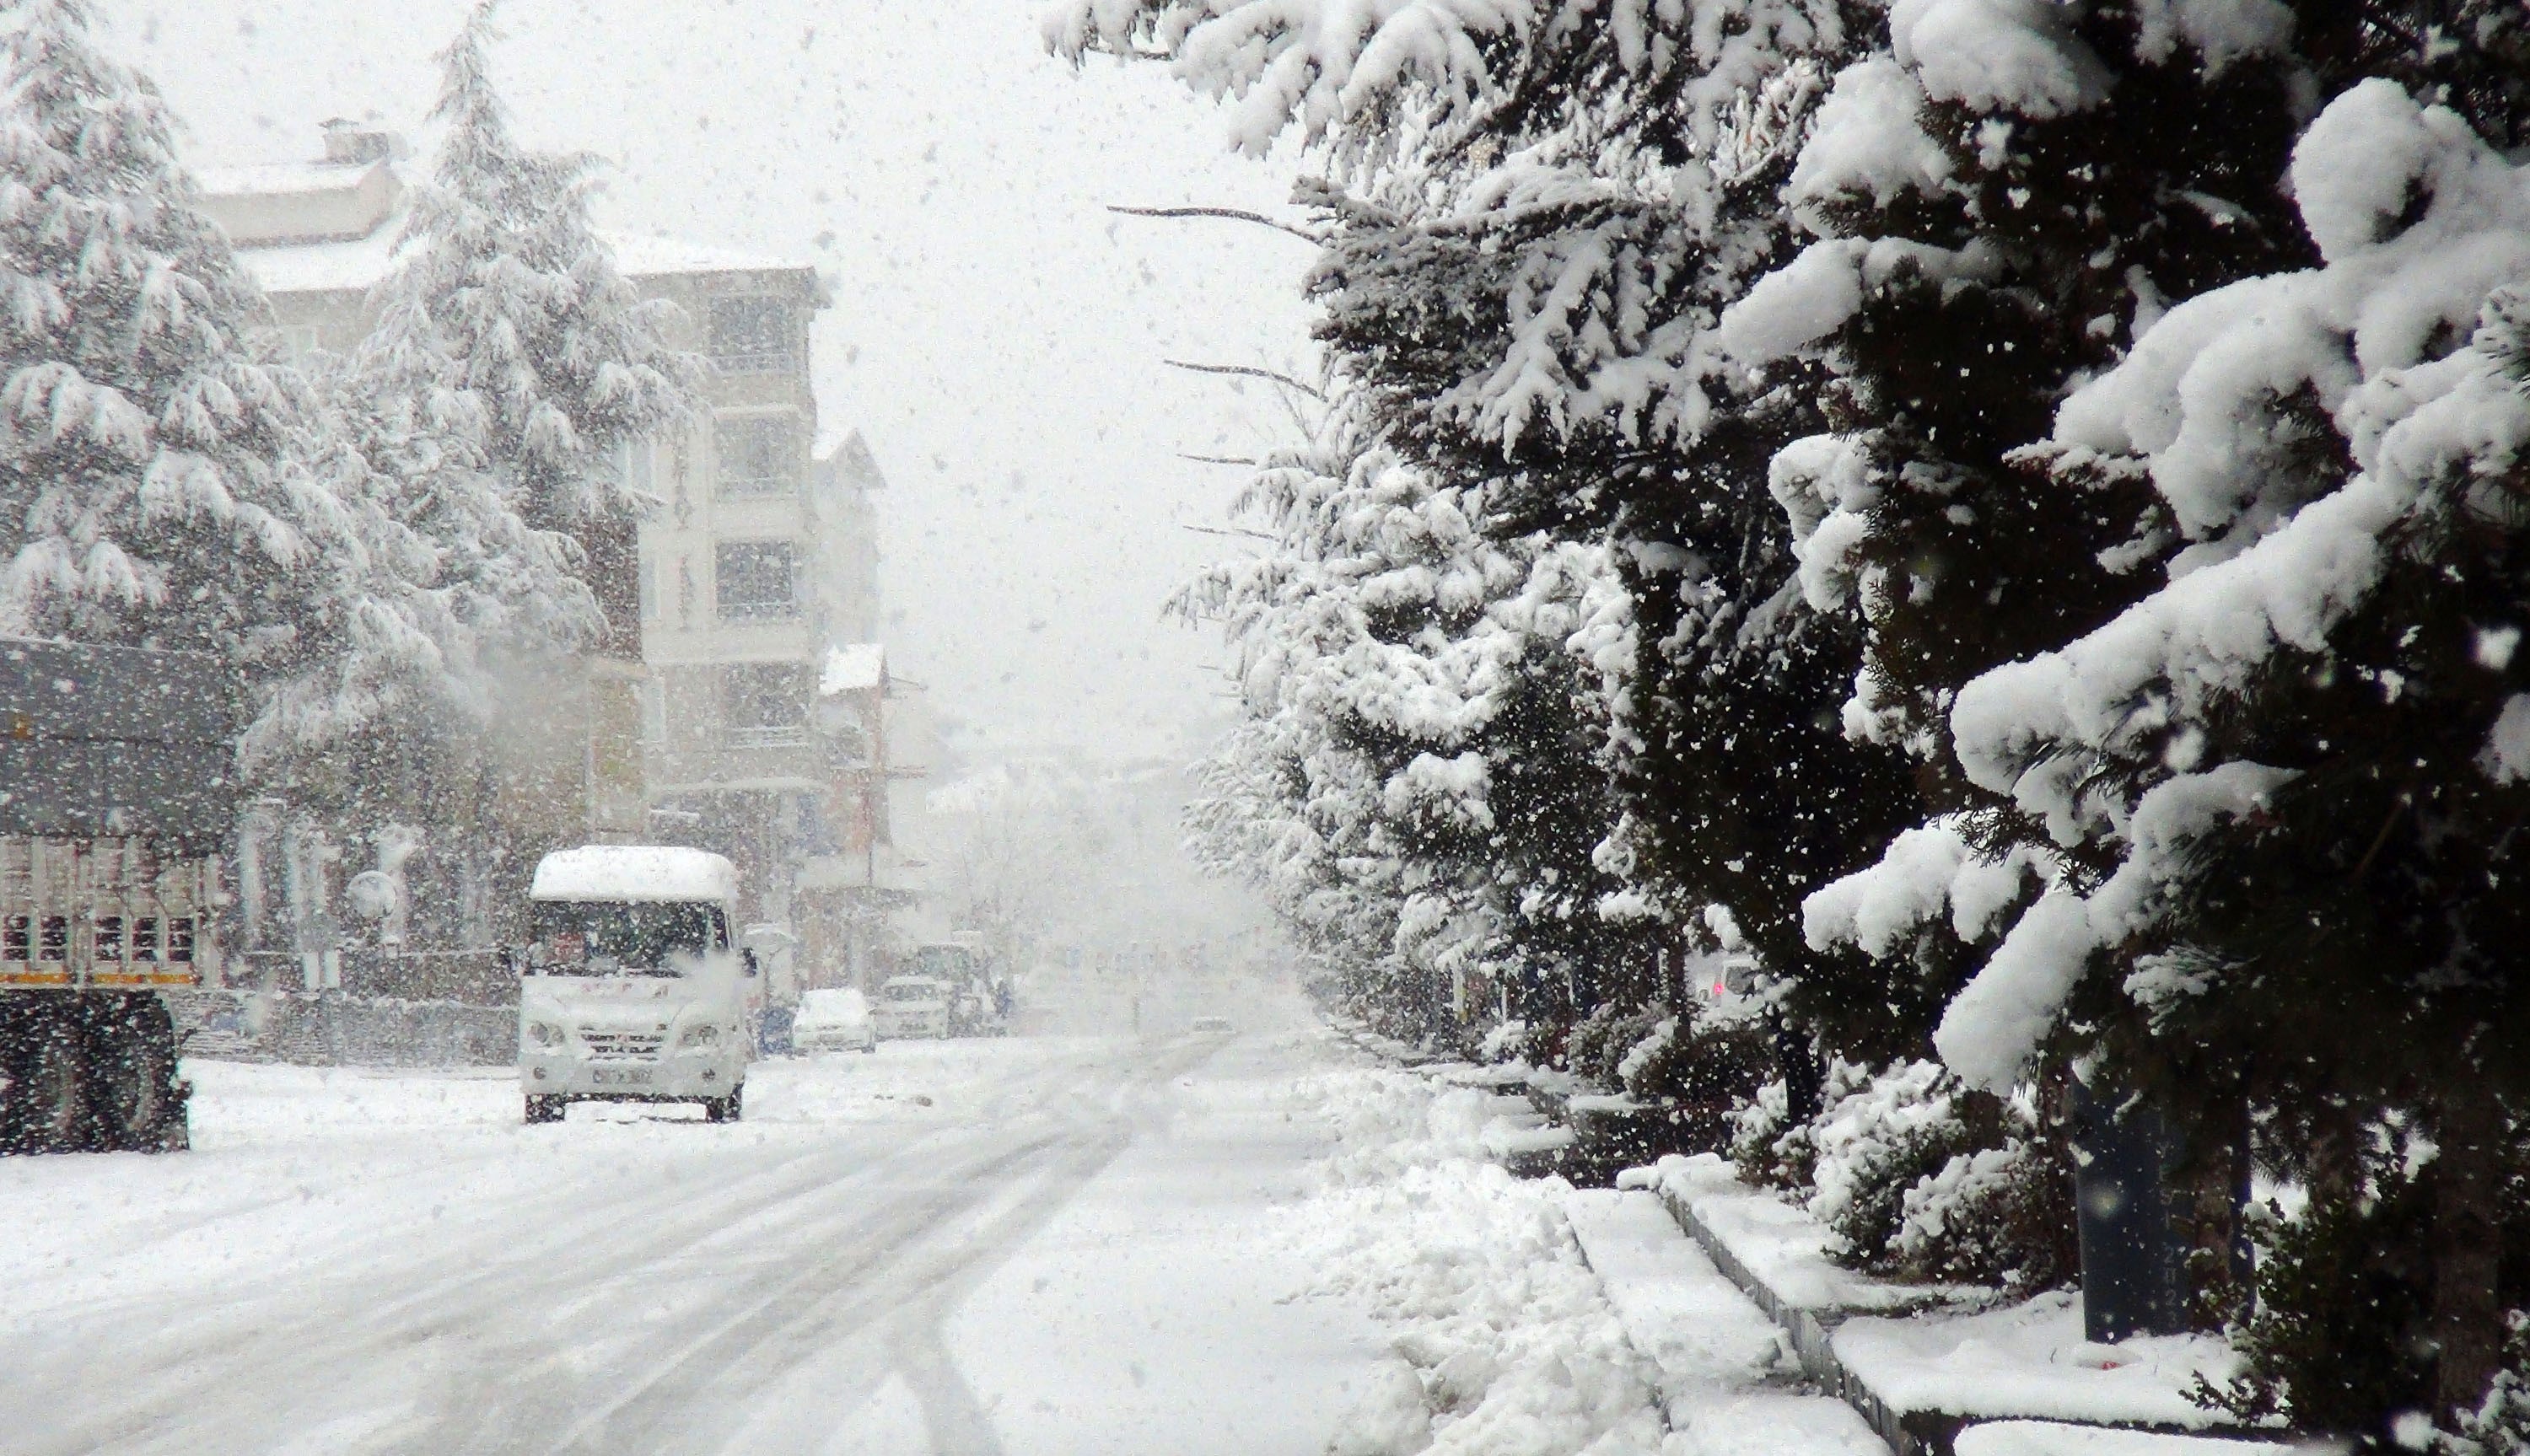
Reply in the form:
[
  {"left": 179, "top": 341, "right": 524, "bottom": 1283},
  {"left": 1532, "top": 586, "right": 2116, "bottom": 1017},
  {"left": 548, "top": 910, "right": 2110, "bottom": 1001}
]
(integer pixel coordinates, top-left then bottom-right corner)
[{"left": 0, "top": 1019, "right": 1386, "bottom": 1455}]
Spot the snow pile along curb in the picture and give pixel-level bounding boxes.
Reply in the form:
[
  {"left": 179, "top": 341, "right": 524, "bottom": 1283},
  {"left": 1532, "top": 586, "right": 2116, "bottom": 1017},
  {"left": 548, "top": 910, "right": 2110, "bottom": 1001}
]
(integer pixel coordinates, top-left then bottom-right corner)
[
  {"left": 1563, "top": 1186, "right": 1890, "bottom": 1456},
  {"left": 1284, "top": 1068, "right": 1671, "bottom": 1455}
]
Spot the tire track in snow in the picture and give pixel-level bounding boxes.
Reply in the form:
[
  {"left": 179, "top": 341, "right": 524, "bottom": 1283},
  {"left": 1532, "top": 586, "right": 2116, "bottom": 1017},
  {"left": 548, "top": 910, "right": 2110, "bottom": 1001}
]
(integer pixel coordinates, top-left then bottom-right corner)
[{"left": 0, "top": 1040, "right": 1161, "bottom": 1456}]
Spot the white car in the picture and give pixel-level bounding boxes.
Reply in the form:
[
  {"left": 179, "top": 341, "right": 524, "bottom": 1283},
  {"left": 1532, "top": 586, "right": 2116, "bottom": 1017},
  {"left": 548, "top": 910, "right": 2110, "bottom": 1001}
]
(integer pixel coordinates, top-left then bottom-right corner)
[
  {"left": 872, "top": 975, "right": 952, "bottom": 1040},
  {"left": 792, "top": 987, "right": 877, "bottom": 1054}
]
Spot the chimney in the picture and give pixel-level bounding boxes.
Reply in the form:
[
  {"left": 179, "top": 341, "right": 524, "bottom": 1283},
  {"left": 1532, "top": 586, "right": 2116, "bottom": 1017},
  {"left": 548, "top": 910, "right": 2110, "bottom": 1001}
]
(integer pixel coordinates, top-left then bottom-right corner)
[{"left": 320, "top": 118, "right": 393, "bottom": 166}]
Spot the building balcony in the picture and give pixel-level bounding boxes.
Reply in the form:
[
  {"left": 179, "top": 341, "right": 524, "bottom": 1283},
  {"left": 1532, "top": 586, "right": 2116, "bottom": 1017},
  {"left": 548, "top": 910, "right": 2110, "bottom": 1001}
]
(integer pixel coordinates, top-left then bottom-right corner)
[{"left": 724, "top": 723, "right": 810, "bottom": 750}]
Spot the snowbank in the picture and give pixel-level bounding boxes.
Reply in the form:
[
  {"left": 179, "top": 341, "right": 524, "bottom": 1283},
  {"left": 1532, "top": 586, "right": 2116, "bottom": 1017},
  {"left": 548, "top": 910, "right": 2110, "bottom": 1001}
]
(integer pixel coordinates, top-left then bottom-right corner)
[{"left": 1285, "top": 1068, "right": 1671, "bottom": 1454}]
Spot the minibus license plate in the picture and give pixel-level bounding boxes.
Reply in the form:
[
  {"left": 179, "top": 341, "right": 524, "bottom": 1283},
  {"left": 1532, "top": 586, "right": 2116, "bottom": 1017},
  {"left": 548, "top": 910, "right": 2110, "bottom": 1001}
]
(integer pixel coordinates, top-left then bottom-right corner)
[{"left": 591, "top": 1068, "right": 652, "bottom": 1086}]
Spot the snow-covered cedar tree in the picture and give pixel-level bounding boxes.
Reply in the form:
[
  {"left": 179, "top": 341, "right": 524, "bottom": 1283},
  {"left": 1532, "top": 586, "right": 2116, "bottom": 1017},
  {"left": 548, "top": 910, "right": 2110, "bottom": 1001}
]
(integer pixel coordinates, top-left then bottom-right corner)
[
  {"left": 1052, "top": 1, "right": 1960, "bottom": 1111},
  {"left": 1176, "top": 395, "right": 1644, "bottom": 1042},
  {"left": 348, "top": 1, "right": 696, "bottom": 664},
  {"left": 0, "top": 0, "right": 447, "bottom": 768},
  {"left": 1920, "top": 82, "right": 2530, "bottom": 1422},
  {"left": 1735, "top": 0, "right": 2370, "bottom": 1323}
]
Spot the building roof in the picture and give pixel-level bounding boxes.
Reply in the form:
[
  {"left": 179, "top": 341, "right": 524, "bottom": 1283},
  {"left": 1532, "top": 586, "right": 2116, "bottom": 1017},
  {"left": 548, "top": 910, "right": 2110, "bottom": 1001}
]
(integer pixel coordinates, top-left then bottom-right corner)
[
  {"left": 816, "top": 428, "right": 889, "bottom": 492},
  {"left": 231, "top": 210, "right": 816, "bottom": 299},
  {"left": 605, "top": 231, "right": 816, "bottom": 278},
  {"left": 821, "top": 643, "right": 886, "bottom": 696},
  {"left": 529, "top": 845, "right": 740, "bottom": 905},
  {"left": 196, "top": 159, "right": 380, "bottom": 197},
  {"left": 238, "top": 219, "right": 810, "bottom": 299}
]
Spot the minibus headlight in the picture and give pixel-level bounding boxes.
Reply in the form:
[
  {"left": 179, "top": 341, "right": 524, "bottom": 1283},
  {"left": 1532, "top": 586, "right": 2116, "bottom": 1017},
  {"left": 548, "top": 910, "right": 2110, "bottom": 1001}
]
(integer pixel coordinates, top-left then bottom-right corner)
[
  {"left": 526, "top": 1021, "right": 564, "bottom": 1049},
  {"left": 678, "top": 1023, "right": 720, "bottom": 1050}
]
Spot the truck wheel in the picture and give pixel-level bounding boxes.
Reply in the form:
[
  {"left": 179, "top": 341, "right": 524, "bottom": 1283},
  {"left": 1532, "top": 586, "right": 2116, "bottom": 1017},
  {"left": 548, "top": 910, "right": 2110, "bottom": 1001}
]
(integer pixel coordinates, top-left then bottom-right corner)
[
  {"left": 525, "top": 1095, "right": 565, "bottom": 1125},
  {"left": 83, "top": 995, "right": 189, "bottom": 1153},
  {"left": 703, "top": 1084, "right": 743, "bottom": 1123},
  {"left": 0, "top": 1002, "right": 104, "bottom": 1155}
]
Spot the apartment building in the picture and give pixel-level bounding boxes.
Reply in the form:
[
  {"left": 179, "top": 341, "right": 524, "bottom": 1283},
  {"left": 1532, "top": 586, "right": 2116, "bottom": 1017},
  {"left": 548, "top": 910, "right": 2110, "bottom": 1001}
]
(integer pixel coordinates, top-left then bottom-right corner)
[{"left": 198, "top": 125, "right": 891, "bottom": 981}]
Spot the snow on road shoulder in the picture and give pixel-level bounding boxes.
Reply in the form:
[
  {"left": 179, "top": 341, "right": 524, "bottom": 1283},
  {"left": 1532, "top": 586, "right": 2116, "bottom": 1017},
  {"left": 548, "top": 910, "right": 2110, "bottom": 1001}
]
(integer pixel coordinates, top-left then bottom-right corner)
[
  {"left": 939, "top": 1029, "right": 1392, "bottom": 1456},
  {"left": 1280, "top": 1068, "right": 1670, "bottom": 1455}
]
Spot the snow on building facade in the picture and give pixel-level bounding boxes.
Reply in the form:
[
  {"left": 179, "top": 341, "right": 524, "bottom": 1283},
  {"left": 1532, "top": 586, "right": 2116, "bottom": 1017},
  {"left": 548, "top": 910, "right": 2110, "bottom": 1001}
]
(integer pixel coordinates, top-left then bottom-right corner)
[{"left": 199, "top": 126, "right": 895, "bottom": 997}]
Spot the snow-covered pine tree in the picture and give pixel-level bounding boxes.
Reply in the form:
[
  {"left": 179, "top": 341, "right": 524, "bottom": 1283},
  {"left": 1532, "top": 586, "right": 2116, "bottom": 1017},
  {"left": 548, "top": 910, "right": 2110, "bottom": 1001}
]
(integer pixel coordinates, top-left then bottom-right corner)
[
  {"left": 352, "top": 0, "right": 696, "bottom": 661},
  {"left": 1932, "top": 81, "right": 2530, "bottom": 1429},
  {"left": 1176, "top": 391, "right": 1637, "bottom": 1041},
  {"left": 0, "top": 0, "right": 444, "bottom": 766},
  {"left": 1054, "top": 2, "right": 1947, "bottom": 1093},
  {"left": 1717, "top": 0, "right": 2334, "bottom": 1309}
]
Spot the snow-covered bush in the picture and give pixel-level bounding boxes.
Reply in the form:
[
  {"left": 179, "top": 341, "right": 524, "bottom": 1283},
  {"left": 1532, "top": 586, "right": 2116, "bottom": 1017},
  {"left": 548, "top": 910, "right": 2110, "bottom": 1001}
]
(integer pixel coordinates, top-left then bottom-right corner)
[
  {"left": 1741, "top": 1059, "right": 2075, "bottom": 1289},
  {"left": 1472, "top": 1017, "right": 1528, "bottom": 1066},
  {"left": 1563, "top": 1002, "right": 1665, "bottom": 1090},
  {"left": 1618, "top": 1002, "right": 1771, "bottom": 1109},
  {"left": 1731, "top": 1077, "right": 1805, "bottom": 1190},
  {"left": 1806, "top": 1060, "right": 1989, "bottom": 1271},
  {"left": 1889, "top": 1133, "right": 2076, "bottom": 1293},
  {"left": 2200, "top": 1124, "right": 2442, "bottom": 1443},
  {"left": 2444, "top": 1315, "right": 2530, "bottom": 1456},
  {"left": 2205, "top": 1114, "right": 2530, "bottom": 1446}
]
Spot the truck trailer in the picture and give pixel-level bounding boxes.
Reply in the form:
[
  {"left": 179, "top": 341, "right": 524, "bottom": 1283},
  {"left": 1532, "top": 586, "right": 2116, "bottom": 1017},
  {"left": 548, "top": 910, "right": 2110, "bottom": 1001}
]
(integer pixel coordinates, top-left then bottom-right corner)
[{"left": 0, "top": 639, "right": 235, "bottom": 1154}]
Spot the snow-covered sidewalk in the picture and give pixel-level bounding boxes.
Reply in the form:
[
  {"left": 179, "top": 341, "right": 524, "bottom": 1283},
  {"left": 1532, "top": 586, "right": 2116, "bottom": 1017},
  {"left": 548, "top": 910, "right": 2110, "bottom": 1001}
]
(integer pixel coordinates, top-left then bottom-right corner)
[{"left": 1278, "top": 1063, "right": 1889, "bottom": 1456}]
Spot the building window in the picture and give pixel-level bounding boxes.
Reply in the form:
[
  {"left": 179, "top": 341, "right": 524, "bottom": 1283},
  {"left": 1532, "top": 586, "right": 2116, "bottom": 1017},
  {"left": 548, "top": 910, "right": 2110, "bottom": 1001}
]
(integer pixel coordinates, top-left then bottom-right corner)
[
  {"left": 720, "top": 663, "right": 810, "bottom": 749},
  {"left": 713, "top": 540, "right": 799, "bottom": 621},
  {"left": 714, "top": 415, "right": 800, "bottom": 498},
  {"left": 614, "top": 439, "right": 656, "bottom": 498},
  {"left": 638, "top": 555, "right": 659, "bottom": 622},
  {"left": 708, "top": 297, "right": 798, "bottom": 374},
  {"left": 641, "top": 678, "right": 668, "bottom": 749}
]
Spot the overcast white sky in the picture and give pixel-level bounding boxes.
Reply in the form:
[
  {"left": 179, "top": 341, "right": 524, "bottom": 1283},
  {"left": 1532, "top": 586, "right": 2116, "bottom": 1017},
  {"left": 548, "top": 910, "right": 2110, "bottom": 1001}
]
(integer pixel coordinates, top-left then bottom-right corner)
[{"left": 107, "top": 0, "right": 1312, "bottom": 764}]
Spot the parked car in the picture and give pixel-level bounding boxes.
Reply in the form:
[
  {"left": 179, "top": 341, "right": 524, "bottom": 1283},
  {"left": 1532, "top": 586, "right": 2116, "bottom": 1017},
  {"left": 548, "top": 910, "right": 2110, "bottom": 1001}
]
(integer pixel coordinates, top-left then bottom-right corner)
[
  {"left": 792, "top": 987, "right": 877, "bottom": 1054},
  {"left": 872, "top": 975, "right": 952, "bottom": 1040}
]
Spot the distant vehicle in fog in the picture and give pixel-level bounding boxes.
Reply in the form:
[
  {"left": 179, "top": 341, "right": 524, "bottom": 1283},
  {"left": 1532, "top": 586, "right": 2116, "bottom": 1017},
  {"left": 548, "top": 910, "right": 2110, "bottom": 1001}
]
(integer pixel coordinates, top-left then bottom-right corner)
[
  {"left": 873, "top": 975, "right": 952, "bottom": 1040},
  {"left": 912, "top": 942, "right": 1014, "bottom": 1036},
  {"left": 793, "top": 987, "right": 877, "bottom": 1054}
]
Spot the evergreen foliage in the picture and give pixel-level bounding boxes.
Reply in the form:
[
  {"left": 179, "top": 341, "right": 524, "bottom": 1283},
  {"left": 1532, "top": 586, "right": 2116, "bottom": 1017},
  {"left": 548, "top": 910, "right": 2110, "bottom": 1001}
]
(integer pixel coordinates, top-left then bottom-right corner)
[
  {"left": 1058, "top": 0, "right": 2530, "bottom": 1424},
  {"left": 0, "top": 0, "right": 443, "bottom": 763},
  {"left": 349, "top": 0, "right": 696, "bottom": 666},
  {"left": 1177, "top": 394, "right": 1638, "bottom": 1039}
]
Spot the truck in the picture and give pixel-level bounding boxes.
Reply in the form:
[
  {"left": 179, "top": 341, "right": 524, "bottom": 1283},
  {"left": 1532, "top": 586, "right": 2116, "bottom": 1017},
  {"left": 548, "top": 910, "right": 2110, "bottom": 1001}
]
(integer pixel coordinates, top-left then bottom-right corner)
[
  {"left": 0, "top": 639, "right": 235, "bottom": 1155},
  {"left": 515, "top": 845, "right": 758, "bottom": 1124}
]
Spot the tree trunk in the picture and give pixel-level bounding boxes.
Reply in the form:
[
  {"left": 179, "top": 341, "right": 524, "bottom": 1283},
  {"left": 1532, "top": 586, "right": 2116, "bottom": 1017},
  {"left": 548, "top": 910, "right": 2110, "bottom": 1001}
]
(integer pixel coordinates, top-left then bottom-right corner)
[
  {"left": 2171, "top": 1093, "right": 2253, "bottom": 1331},
  {"left": 1775, "top": 1018, "right": 1823, "bottom": 1125},
  {"left": 2430, "top": 1078, "right": 2504, "bottom": 1421}
]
